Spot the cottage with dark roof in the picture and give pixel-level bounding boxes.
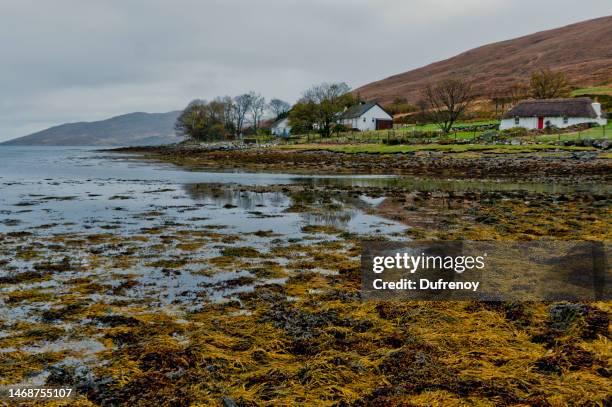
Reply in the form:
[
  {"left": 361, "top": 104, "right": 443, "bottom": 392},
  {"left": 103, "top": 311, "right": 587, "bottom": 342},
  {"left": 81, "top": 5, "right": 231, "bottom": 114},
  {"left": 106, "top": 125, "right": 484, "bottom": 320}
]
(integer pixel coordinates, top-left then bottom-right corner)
[
  {"left": 339, "top": 102, "right": 393, "bottom": 131},
  {"left": 500, "top": 97, "right": 607, "bottom": 130}
]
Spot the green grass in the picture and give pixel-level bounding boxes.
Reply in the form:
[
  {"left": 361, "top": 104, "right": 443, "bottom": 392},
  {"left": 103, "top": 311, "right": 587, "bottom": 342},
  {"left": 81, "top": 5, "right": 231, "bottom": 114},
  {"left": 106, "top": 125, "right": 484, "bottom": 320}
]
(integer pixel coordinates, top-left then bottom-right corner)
[
  {"left": 535, "top": 122, "right": 611, "bottom": 142},
  {"left": 284, "top": 124, "right": 496, "bottom": 145},
  {"left": 280, "top": 143, "right": 596, "bottom": 154},
  {"left": 283, "top": 120, "right": 500, "bottom": 143},
  {"left": 394, "top": 119, "right": 500, "bottom": 132},
  {"left": 571, "top": 87, "right": 612, "bottom": 96},
  {"left": 281, "top": 119, "right": 610, "bottom": 147}
]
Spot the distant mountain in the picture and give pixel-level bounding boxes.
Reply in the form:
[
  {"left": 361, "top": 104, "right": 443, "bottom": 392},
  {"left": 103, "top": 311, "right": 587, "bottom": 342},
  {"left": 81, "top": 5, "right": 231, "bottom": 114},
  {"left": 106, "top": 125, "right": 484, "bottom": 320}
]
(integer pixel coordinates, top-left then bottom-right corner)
[
  {"left": 1, "top": 111, "right": 183, "bottom": 146},
  {"left": 355, "top": 16, "right": 612, "bottom": 104}
]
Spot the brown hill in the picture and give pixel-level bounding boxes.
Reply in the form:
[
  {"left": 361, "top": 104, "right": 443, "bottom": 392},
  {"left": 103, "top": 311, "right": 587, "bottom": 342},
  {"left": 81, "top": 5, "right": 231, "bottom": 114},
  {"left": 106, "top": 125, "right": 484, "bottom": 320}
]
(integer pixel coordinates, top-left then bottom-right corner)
[{"left": 355, "top": 16, "right": 612, "bottom": 105}]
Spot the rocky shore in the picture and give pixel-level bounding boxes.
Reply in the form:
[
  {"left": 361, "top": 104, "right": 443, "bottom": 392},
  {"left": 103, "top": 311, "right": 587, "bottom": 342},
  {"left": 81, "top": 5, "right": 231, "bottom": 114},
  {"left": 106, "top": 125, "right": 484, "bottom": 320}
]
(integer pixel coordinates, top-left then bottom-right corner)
[{"left": 111, "top": 145, "right": 612, "bottom": 183}]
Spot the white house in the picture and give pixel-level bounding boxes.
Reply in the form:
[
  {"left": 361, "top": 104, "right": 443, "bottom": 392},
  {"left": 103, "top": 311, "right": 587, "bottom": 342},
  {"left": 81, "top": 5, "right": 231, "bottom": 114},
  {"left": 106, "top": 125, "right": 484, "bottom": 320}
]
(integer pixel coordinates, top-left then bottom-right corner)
[
  {"left": 270, "top": 117, "right": 291, "bottom": 137},
  {"left": 500, "top": 97, "right": 607, "bottom": 130},
  {"left": 339, "top": 102, "right": 393, "bottom": 131}
]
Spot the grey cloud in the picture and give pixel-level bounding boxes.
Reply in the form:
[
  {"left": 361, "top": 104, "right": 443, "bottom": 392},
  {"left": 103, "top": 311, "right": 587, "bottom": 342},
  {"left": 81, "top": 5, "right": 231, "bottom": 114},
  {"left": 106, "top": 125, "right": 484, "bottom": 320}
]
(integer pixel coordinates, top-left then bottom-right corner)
[{"left": 0, "top": 0, "right": 609, "bottom": 141}]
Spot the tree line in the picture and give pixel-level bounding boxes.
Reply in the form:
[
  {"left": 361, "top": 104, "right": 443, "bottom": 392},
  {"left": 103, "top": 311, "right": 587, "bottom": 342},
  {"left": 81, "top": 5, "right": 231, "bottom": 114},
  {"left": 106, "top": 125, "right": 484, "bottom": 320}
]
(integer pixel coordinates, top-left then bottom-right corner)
[
  {"left": 175, "top": 82, "right": 358, "bottom": 141},
  {"left": 176, "top": 68, "right": 574, "bottom": 141},
  {"left": 175, "top": 93, "right": 290, "bottom": 142}
]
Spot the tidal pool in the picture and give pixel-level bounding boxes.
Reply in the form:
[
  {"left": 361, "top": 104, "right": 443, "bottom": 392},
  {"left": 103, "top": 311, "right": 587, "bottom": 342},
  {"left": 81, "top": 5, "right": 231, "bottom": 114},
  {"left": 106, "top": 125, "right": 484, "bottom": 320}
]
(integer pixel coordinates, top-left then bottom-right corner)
[{"left": 0, "top": 147, "right": 408, "bottom": 236}]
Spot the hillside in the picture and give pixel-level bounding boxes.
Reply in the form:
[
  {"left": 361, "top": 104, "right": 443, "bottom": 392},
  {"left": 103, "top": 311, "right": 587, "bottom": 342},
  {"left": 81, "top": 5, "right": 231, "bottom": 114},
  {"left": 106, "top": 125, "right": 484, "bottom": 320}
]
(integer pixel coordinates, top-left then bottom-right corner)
[
  {"left": 355, "top": 16, "right": 612, "bottom": 105},
  {"left": 1, "top": 111, "right": 183, "bottom": 146}
]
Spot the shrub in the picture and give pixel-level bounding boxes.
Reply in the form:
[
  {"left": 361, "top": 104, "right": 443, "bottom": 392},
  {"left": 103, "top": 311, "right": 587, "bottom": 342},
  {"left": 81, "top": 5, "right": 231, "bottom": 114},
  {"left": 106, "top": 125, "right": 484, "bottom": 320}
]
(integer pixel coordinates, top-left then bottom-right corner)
[
  {"left": 499, "top": 127, "right": 529, "bottom": 138},
  {"left": 332, "top": 123, "right": 351, "bottom": 135},
  {"left": 477, "top": 130, "right": 499, "bottom": 142},
  {"left": 384, "top": 98, "right": 417, "bottom": 115}
]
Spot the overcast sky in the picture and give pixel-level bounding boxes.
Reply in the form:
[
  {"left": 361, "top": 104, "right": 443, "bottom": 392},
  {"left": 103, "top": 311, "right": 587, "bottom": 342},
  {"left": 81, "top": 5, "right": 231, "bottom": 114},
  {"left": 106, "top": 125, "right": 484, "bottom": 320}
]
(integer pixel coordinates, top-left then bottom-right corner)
[{"left": 0, "top": 1, "right": 610, "bottom": 141}]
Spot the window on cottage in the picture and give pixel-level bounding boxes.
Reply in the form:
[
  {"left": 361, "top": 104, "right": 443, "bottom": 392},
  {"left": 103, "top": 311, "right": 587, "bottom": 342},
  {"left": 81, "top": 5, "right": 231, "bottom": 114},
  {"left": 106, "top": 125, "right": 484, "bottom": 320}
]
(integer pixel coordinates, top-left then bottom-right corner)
[
  {"left": 563, "top": 116, "right": 568, "bottom": 124},
  {"left": 363, "top": 117, "right": 366, "bottom": 122},
  {"left": 514, "top": 117, "right": 520, "bottom": 125}
]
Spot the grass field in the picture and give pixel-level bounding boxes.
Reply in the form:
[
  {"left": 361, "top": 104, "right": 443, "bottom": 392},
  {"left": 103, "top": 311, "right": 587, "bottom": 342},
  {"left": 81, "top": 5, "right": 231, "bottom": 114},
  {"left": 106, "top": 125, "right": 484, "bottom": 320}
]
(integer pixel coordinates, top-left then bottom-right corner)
[
  {"left": 571, "top": 86, "right": 612, "bottom": 96},
  {"left": 394, "top": 119, "right": 499, "bottom": 132},
  {"left": 535, "top": 122, "right": 611, "bottom": 142},
  {"left": 279, "top": 143, "right": 597, "bottom": 154},
  {"left": 277, "top": 122, "right": 609, "bottom": 147},
  {"left": 275, "top": 120, "right": 500, "bottom": 144},
  {"left": 264, "top": 114, "right": 609, "bottom": 149}
]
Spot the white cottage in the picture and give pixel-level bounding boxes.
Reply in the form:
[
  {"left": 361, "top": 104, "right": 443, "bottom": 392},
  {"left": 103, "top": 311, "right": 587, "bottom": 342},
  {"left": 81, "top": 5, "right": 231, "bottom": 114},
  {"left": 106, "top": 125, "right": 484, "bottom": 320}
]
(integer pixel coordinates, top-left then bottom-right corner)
[
  {"left": 270, "top": 117, "right": 291, "bottom": 137},
  {"left": 340, "top": 102, "right": 393, "bottom": 131},
  {"left": 499, "top": 97, "right": 607, "bottom": 130}
]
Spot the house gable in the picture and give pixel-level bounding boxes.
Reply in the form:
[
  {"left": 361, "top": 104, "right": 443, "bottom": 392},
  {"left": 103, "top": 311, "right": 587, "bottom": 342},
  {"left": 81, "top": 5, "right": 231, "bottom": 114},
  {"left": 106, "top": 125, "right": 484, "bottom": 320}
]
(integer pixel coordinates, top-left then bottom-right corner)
[{"left": 341, "top": 102, "right": 393, "bottom": 121}]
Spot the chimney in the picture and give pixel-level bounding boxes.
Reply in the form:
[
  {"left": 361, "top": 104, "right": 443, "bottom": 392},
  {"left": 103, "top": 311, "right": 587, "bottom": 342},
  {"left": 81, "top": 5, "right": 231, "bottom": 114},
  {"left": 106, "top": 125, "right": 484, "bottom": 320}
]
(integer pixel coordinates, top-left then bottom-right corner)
[{"left": 592, "top": 102, "right": 602, "bottom": 118}]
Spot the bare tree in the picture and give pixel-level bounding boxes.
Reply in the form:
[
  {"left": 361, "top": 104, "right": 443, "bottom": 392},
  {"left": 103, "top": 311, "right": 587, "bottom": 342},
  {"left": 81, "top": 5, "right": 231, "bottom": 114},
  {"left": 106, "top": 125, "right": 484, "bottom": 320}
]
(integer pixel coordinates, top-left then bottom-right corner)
[
  {"left": 490, "top": 93, "right": 514, "bottom": 117},
  {"left": 295, "top": 82, "right": 353, "bottom": 137},
  {"left": 423, "top": 78, "right": 475, "bottom": 134},
  {"left": 507, "top": 83, "right": 530, "bottom": 104},
  {"left": 232, "top": 93, "right": 252, "bottom": 138},
  {"left": 530, "top": 69, "right": 570, "bottom": 99},
  {"left": 216, "top": 96, "right": 236, "bottom": 134},
  {"left": 415, "top": 98, "right": 428, "bottom": 125},
  {"left": 248, "top": 92, "right": 266, "bottom": 133},
  {"left": 268, "top": 98, "right": 291, "bottom": 118}
]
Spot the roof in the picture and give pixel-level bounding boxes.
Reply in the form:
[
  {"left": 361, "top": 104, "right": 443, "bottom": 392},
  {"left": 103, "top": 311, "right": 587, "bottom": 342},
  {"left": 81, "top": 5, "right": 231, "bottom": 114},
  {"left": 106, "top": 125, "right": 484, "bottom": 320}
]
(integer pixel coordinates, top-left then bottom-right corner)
[
  {"left": 270, "top": 117, "right": 289, "bottom": 128},
  {"left": 502, "top": 97, "right": 597, "bottom": 119},
  {"left": 340, "top": 102, "right": 392, "bottom": 119}
]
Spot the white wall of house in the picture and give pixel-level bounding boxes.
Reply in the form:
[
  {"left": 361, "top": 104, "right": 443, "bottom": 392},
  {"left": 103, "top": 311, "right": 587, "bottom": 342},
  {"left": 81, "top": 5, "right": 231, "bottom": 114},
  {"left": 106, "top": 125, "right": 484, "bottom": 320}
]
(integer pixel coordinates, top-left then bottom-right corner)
[
  {"left": 500, "top": 116, "right": 605, "bottom": 130},
  {"left": 341, "top": 105, "right": 393, "bottom": 131},
  {"left": 271, "top": 118, "right": 291, "bottom": 136},
  {"left": 500, "top": 102, "right": 607, "bottom": 130}
]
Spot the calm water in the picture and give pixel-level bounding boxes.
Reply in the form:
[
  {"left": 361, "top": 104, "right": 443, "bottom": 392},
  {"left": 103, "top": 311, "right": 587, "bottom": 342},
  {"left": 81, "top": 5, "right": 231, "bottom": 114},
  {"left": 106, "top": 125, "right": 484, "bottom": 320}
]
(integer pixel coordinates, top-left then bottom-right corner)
[
  {"left": 2, "top": 146, "right": 606, "bottom": 235},
  {"left": 0, "top": 146, "right": 407, "bottom": 235}
]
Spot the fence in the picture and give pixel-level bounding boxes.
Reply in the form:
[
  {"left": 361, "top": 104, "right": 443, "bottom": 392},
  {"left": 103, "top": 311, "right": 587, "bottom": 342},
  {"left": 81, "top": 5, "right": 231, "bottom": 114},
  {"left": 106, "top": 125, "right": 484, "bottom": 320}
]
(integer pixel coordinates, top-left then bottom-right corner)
[{"left": 281, "top": 123, "right": 610, "bottom": 146}]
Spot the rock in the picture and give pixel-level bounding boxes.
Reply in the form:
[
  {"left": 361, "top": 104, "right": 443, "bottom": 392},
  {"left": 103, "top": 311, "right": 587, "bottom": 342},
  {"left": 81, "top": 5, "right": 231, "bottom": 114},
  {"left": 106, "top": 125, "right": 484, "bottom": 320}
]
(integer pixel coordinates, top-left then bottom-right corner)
[
  {"left": 593, "top": 139, "right": 611, "bottom": 150},
  {"left": 222, "top": 396, "right": 239, "bottom": 407}
]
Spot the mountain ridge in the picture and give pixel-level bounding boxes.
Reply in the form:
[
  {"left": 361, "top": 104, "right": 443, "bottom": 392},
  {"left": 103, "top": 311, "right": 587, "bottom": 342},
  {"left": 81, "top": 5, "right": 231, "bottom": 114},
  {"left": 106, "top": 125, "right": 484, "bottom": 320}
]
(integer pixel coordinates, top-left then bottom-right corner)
[
  {"left": 354, "top": 16, "right": 612, "bottom": 105},
  {"left": 2, "top": 111, "right": 183, "bottom": 146}
]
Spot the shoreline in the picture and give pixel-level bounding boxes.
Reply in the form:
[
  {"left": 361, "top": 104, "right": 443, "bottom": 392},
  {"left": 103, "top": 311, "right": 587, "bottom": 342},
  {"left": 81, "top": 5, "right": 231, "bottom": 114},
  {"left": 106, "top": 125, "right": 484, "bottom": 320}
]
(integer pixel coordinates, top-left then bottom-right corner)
[{"left": 107, "top": 144, "right": 612, "bottom": 184}]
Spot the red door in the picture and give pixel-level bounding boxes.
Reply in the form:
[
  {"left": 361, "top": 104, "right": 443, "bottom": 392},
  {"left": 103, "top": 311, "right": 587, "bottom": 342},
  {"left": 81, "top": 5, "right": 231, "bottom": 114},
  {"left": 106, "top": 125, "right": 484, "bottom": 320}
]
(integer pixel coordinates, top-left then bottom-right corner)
[{"left": 537, "top": 117, "right": 544, "bottom": 129}]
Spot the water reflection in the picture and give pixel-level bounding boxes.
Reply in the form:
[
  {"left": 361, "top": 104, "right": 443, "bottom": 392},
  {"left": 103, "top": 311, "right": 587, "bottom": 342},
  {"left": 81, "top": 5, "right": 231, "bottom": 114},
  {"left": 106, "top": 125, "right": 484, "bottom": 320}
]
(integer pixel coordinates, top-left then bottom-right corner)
[
  {"left": 184, "top": 184, "right": 290, "bottom": 210},
  {"left": 182, "top": 183, "right": 395, "bottom": 233}
]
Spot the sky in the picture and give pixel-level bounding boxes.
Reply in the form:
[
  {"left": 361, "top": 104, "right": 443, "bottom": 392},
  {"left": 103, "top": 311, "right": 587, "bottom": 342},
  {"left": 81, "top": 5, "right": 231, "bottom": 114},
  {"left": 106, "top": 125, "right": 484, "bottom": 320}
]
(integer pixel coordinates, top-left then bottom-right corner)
[{"left": 0, "top": 0, "right": 610, "bottom": 141}]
